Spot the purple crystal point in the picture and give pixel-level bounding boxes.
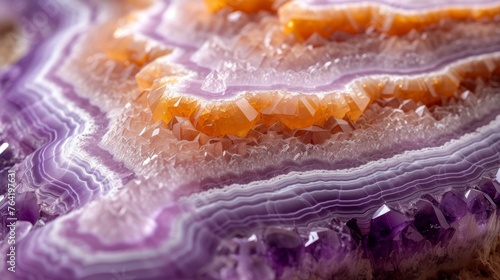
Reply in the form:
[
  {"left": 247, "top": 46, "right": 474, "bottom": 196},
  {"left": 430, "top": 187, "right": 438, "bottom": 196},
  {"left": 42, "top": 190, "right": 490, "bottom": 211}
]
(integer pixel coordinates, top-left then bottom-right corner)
[
  {"left": 264, "top": 228, "right": 303, "bottom": 276},
  {"left": 438, "top": 190, "right": 467, "bottom": 223},
  {"left": 345, "top": 218, "right": 363, "bottom": 244},
  {"left": 370, "top": 205, "right": 410, "bottom": 239},
  {"left": 365, "top": 205, "right": 410, "bottom": 261},
  {"left": 477, "top": 177, "right": 500, "bottom": 206},
  {"left": 464, "top": 189, "right": 497, "bottom": 223},
  {"left": 329, "top": 218, "right": 358, "bottom": 251},
  {"left": 413, "top": 200, "right": 455, "bottom": 246},
  {"left": 401, "top": 223, "right": 426, "bottom": 252},
  {"left": 304, "top": 227, "right": 342, "bottom": 260}
]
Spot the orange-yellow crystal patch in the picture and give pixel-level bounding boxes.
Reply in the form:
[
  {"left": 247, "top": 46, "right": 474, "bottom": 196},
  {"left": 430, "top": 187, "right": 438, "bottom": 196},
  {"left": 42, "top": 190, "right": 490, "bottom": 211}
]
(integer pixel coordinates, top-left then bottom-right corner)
[
  {"left": 148, "top": 77, "right": 201, "bottom": 125},
  {"left": 205, "top": 0, "right": 276, "bottom": 13},
  {"left": 105, "top": 16, "right": 171, "bottom": 66},
  {"left": 136, "top": 57, "right": 187, "bottom": 90},
  {"left": 139, "top": 56, "right": 500, "bottom": 138},
  {"left": 279, "top": 2, "right": 500, "bottom": 40},
  {"left": 194, "top": 99, "right": 260, "bottom": 138}
]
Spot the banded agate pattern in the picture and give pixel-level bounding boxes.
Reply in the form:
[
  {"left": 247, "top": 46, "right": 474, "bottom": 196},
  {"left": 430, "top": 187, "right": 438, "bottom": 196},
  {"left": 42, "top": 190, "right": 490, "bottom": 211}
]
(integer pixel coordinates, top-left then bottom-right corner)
[{"left": 0, "top": 0, "right": 500, "bottom": 279}]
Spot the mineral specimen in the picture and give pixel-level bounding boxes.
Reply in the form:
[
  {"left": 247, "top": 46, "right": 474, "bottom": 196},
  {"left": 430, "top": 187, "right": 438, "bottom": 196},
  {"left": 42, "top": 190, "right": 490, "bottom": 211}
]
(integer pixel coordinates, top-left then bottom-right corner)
[{"left": 1, "top": 0, "right": 500, "bottom": 279}]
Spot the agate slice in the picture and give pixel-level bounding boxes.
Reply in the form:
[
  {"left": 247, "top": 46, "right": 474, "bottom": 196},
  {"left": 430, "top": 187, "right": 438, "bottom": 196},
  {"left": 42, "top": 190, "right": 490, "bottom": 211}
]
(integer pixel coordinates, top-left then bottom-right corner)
[{"left": 1, "top": 0, "right": 500, "bottom": 279}]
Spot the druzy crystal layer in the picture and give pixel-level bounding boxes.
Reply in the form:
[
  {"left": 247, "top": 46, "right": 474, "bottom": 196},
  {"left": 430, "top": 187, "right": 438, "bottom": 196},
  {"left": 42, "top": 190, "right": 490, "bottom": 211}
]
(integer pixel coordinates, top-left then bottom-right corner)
[{"left": 1, "top": 0, "right": 500, "bottom": 279}]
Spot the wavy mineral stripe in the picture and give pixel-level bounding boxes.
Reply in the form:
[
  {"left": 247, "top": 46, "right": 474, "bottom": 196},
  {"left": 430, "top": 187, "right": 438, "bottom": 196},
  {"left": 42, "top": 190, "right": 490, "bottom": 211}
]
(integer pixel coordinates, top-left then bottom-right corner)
[
  {"left": 2, "top": 0, "right": 500, "bottom": 279},
  {"left": 83, "top": 0, "right": 500, "bottom": 186},
  {"left": 188, "top": 90, "right": 500, "bottom": 197},
  {"left": 186, "top": 120, "right": 500, "bottom": 232},
  {"left": 157, "top": 1, "right": 500, "bottom": 89},
  {"left": 9, "top": 112, "right": 500, "bottom": 279},
  {"left": 100, "top": 82, "right": 500, "bottom": 198},
  {"left": 279, "top": 0, "right": 500, "bottom": 40},
  {"left": 191, "top": 19, "right": 500, "bottom": 89},
  {"left": 0, "top": 0, "right": 67, "bottom": 175},
  {"left": 0, "top": 0, "right": 132, "bottom": 232},
  {"left": 139, "top": 53, "right": 500, "bottom": 137},
  {"left": 137, "top": 1, "right": 500, "bottom": 97}
]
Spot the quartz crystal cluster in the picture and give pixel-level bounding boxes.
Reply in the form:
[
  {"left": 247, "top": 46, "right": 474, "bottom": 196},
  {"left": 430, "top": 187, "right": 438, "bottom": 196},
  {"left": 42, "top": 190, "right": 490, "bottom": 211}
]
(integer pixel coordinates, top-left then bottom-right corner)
[{"left": 1, "top": 0, "right": 500, "bottom": 279}]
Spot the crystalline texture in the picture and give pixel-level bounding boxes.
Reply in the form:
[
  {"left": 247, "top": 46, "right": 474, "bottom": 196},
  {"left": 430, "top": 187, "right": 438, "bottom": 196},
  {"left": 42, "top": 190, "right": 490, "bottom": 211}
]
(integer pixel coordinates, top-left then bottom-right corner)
[
  {"left": 413, "top": 200, "right": 455, "bottom": 246},
  {"left": 1, "top": 0, "right": 500, "bottom": 279}
]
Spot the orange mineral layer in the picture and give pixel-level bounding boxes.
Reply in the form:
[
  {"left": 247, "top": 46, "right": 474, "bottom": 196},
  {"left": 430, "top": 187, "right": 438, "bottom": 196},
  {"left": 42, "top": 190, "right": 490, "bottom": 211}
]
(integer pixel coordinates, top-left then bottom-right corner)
[
  {"left": 205, "top": 0, "right": 277, "bottom": 13},
  {"left": 136, "top": 55, "right": 500, "bottom": 138},
  {"left": 104, "top": 15, "right": 172, "bottom": 67},
  {"left": 279, "top": 1, "right": 500, "bottom": 40}
]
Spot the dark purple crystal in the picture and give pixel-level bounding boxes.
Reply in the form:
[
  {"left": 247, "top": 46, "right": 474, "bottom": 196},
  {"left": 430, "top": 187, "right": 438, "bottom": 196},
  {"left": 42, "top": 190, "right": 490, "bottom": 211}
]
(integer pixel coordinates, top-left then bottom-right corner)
[
  {"left": 365, "top": 205, "right": 410, "bottom": 261},
  {"left": 401, "top": 223, "right": 426, "bottom": 252},
  {"left": 413, "top": 200, "right": 455, "bottom": 245},
  {"left": 303, "top": 227, "right": 342, "bottom": 260},
  {"left": 264, "top": 228, "right": 303, "bottom": 276},
  {"left": 438, "top": 190, "right": 467, "bottom": 223},
  {"left": 464, "top": 189, "right": 496, "bottom": 223},
  {"left": 477, "top": 177, "right": 500, "bottom": 207}
]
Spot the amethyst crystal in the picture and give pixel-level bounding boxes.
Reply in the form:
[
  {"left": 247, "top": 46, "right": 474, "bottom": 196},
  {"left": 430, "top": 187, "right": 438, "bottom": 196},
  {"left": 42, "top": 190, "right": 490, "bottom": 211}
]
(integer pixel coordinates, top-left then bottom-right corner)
[
  {"left": 413, "top": 200, "right": 455, "bottom": 246},
  {"left": 1, "top": 0, "right": 500, "bottom": 279},
  {"left": 438, "top": 190, "right": 467, "bottom": 223}
]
